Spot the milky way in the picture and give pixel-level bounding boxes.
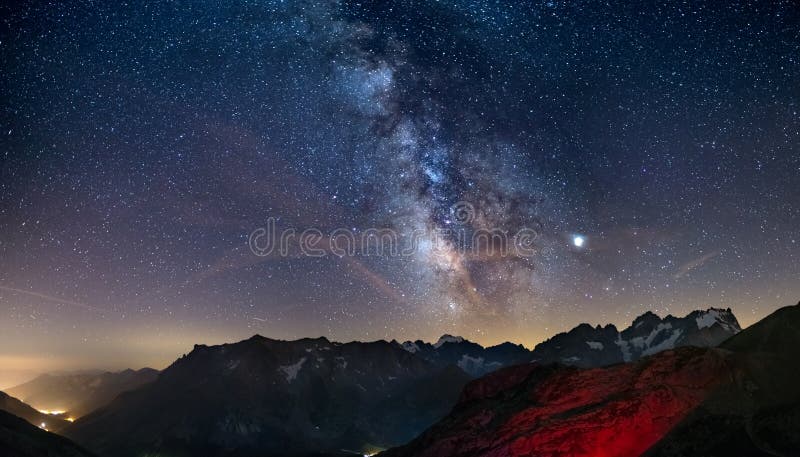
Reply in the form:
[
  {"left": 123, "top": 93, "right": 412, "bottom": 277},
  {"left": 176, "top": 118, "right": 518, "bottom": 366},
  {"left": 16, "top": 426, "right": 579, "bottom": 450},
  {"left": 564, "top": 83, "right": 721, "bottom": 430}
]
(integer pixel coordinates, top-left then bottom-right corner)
[{"left": 1, "top": 0, "right": 799, "bottom": 381}]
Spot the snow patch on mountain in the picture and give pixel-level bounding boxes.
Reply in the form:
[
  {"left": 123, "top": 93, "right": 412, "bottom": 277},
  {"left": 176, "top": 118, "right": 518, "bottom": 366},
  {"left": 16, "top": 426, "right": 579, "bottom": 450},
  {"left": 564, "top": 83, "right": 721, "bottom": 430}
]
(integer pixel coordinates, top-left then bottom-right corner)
[
  {"left": 586, "top": 341, "right": 604, "bottom": 350},
  {"left": 642, "top": 328, "right": 683, "bottom": 356},
  {"left": 696, "top": 309, "right": 722, "bottom": 329},
  {"left": 645, "top": 323, "right": 672, "bottom": 346},
  {"left": 616, "top": 336, "right": 632, "bottom": 362},
  {"left": 455, "top": 355, "right": 502, "bottom": 376},
  {"left": 695, "top": 308, "right": 740, "bottom": 332},
  {"left": 630, "top": 336, "right": 646, "bottom": 350},
  {"left": 457, "top": 355, "right": 484, "bottom": 372},
  {"left": 618, "top": 323, "right": 683, "bottom": 359},
  {"left": 279, "top": 357, "right": 306, "bottom": 382},
  {"left": 401, "top": 341, "right": 420, "bottom": 353}
]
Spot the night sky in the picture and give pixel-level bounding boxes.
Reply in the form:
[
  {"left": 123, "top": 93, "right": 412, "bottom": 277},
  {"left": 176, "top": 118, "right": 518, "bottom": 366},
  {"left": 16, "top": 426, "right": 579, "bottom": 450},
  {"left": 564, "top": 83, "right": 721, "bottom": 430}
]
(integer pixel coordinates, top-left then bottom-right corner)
[{"left": 1, "top": 0, "right": 798, "bottom": 387}]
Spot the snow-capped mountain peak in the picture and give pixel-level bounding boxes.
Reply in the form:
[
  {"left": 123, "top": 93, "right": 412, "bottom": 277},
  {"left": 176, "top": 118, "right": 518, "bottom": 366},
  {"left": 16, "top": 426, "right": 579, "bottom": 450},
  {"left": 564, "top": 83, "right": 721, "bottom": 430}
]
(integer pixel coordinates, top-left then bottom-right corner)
[{"left": 434, "top": 334, "right": 465, "bottom": 348}]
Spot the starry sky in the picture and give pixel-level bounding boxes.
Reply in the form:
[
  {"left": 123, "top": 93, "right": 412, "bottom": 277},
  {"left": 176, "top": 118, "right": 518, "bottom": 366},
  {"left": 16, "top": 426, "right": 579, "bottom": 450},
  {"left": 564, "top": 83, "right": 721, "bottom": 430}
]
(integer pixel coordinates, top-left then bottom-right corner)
[{"left": 1, "top": 0, "right": 799, "bottom": 387}]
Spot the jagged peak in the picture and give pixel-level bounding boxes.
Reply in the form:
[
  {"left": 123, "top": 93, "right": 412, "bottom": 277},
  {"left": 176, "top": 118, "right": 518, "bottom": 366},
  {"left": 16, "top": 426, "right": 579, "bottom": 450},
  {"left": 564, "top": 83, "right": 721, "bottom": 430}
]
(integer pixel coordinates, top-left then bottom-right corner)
[
  {"left": 487, "top": 341, "right": 528, "bottom": 350},
  {"left": 573, "top": 322, "right": 595, "bottom": 331},
  {"left": 297, "top": 336, "right": 331, "bottom": 344},
  {"left": 627, "top": 307, "right": 741, "bottom": 330},
  {"left": 692, "top": 307, "right": 741, "bottom": 332},
  {"left": 631, "top": 310, "right": 663, "bottom": 326}
]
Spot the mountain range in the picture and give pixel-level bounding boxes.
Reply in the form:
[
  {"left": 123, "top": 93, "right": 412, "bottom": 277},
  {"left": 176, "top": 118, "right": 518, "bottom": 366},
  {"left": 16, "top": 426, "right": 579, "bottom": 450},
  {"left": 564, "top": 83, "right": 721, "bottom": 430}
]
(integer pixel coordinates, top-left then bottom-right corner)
[
  {"left": 0, "top": 306, "right": 762, "bottom": 457},
  {"left": 58, "top": 307, "right": 740, "bottom": 457},
  {"left": 395, "top": 307, "right": 740, "bottom": 374},
  {"left": 63, "top": 337, "right": 471, "bottom": 457}
]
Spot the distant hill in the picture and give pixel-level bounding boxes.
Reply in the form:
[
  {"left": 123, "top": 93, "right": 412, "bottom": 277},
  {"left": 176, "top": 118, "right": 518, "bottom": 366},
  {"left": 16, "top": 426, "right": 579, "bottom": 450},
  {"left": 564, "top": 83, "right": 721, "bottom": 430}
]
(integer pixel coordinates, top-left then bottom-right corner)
[
  {"left": 7, "top": 368, "right": 158, "bottom": 418},
  {"left": 380, "top": 302, "right": 799, "bottom": 457},
  {"left": 0, "top": 391, "right": 70, "bottom": 433},
  {"left": 0, "top": 409, "right": 95, "bottom": 457}
]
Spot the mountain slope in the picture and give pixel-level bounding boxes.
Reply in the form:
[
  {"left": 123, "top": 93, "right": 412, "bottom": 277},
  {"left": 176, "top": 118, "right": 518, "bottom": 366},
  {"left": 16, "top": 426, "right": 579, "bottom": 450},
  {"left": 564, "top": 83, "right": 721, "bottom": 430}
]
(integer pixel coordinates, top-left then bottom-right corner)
[
  {"left": 0, "top": 391, "right": 70, "bottom": 432},
  {"left": 7, "top": 368, "right": 158, "bottom": 419},
  {"left": 645, "top": 302, "right": 800, "bottom": 456},
  {"left": 381, "top": 303, "right": 796, "bottom": 457},
  {"left": 381, "top": 347, "right": 734, "bottom": 457},
  {"left": 64, "top": 336, "right": 472, "bottom": 457},
  {"left": 0, "top": 409, "right": 95, "bottom": 457}
]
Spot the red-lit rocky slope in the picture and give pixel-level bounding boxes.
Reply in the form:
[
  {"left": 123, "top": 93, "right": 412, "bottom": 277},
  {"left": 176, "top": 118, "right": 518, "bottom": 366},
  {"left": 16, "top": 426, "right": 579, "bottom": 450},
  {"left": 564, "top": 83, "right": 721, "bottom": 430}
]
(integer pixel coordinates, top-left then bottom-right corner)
[
  {"left": 382, "top": 347, "right": 732, "bottom": 457},
  {"left": 382, "top": 303, "right": 800, "bottom": 457}
]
